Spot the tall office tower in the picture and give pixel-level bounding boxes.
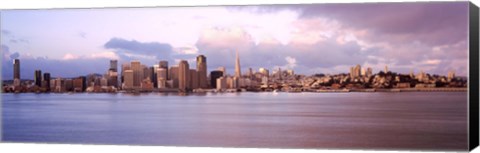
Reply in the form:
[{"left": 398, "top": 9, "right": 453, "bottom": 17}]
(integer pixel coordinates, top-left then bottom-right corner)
[
  {"left": 226, "top": 76, "right": 233, "bottom": 89},
  {"left": 43, "top": 73, "right": 51, "bottom": 91},
  {"left": 110, "top": 60, "right": 118, "bottom": 72},
  {"left": 108, "top": 70, "right": 118, "bottom": 88},
  {"left": 123, "top": 70, "right": 134, "bottom": 89},
  {"left": 350, "top": 67, "right": 355, "bottom": 78},
  {"left": 73, "top": 77, "right": 84, "bottom": 92},
  {"left": 210, "top": 70, "right": 223, "bottom": 89},
  {"left": 232, "top": 77, "right": 239, "bottom": 89},
  {"left": 216, "top": 77, "right": 227, "bottom": 90},
  {"left": 196, "top": 55, "right": 207, "bottom": 88},
  {"left": 159, "top": 60, "right": 169, "bottom": 79},
  {"left": 34, "top": 70, "right": 42, "bottom": 87},
  {"left": 157, "top": 68, "right": 167, "bottom": 89},
  {"left": 350, "top": 67, "right": 355, "bottom": 79},
  {"left": 142, "top": 65, "right": 149, "bottom": 80},
  {"left": 354, "top": 64, "right": 361, "bottom": 77},
  {"left": 131, "top": 61, "right": 142, "bottom": 88},
  {"left": 157, "top": 68, "right": 168, "bottom": 80},
  {"left": 149, "top": 67, "right": 157, "bottom": 88},
  {"left": 170, "top": 66, "right": 179, "bottom": 88},
  {"left": 178, "top": 60, "right": 190, "bottom": 92},
  {"left": 55, "top": 78, "right": 63, "bottom": 92},
  {"left": 121, "top": 63, "right": 131, "bottom": 84},
  {"left": 65, "top": 79, "right": 74, "bottom": 92},
  {"left": 361, "top": 68, "right": 366, "bottom": 76},
  {"left": 189, "top": 69, "right": 199, "bottom": 89},
  {"left": 50, "top": 79, "right": 56, "bottom": 91},
  {"left": 13, "top": 59, "right": 20, "bottom": 80},
  {"left": 366, "top": 67, "right": 373, "bottom": 78},
  {"left": 234, "top": 50, "right": 241, "bottom": 77},
  {"left": 79, "top": 76, "right": 86, "bottom": 91},
  {"left": 218, "top": 67, "right": 226, "bottom": 76},
  {"left": 157, "top": 78, "right": 167, "bottom": 89}
]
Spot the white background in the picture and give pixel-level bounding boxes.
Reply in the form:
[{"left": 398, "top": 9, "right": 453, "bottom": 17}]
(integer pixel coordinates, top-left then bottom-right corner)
[{"left": 0, "top": 0, "right": 479, "bottom": 153}]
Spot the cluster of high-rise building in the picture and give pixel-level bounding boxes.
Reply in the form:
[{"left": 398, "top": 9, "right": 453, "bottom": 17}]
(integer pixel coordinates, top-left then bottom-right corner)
[
  {"left": 116, "top": 50, "right": 272, "bottom": 92},
  {"left": 1, "top": 51, "right": 467, "bottom": 93},
  {"left": 118, "top": 57, "right": 207, "bottom": 92}
]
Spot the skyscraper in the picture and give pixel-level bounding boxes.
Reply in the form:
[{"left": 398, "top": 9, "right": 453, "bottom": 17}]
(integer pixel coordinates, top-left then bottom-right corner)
[
  {"left": 43, "top": 73, "right": 51, "bottom": 91},
  {"left": 73, "top": 77, "right": 84, "bottom": 92},
  {"left": 13, "top": 59, "right": 20, "bottom": 80},
  {"left": 235, "top": 50, "right": 241, "bottom": 78},
  {"left": 159, "top": 60, "right": 168, "bottom": 79},
  {"left": 189, "top": 69, "right": 199, "bottom": 89},
  {"left": 350, "top": 67, "right": 355, "bottom": 78},
  {"left": 121, "top": 63, "right": 131, "bottom": 85},
  {"left": 124, "top": 70, "right": 134, "bottom": 89},
  {"left": 131, "top": 61, "right": 142, "bottom": 88},
  {"left": 350, "top": 64, "right": 361, "bottom": 78},
  {"left": 157, "top": 68, "right": 167, "bottom": 89},
  {"left": 34, "top": 70, "right": 42, "bottom": 87},
  {"left": 178, "top": 60, "right": 190, "bottom": 92},
  {"left": 157, "top": 68, "right": 168, "bottom": 80},
  {"left": 170, "top": 66, "right": 179, "bottom": 88},
  {"left": 210, "top": 70, "right": 223, "bottom": 89},
  {"left": 65, "top": 79, "right": 74, "bottom": 91},
  {"left": 196, "top": 55, "right": 207, "bottom": 88},
  {"left": 216, "top": 77, "right": 226, "bottom": 90},
  {"left": 150, "top": 67, "right": 157, "bottom": 88},
  {"left": 110, "top": 60, "right": 118, "bottom": 72},
  {"left": 107, "top": 69, "right": 118, "bottom": 88},
  {"left": 355, "top": 64, "right": 361, "bottom": 77},
  {"left": 143, "top": 66, "right": 151, "bottom": 81}
]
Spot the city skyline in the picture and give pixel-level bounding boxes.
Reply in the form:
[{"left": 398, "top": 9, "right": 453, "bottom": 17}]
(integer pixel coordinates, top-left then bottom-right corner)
[
  {"left": 3, "top": 55, "right": 462, "bottom": 81},
  {"left": 3, "top": 52, "right": 467, "bottom": 94},
  {"left": 1, "top": 2, "right": 469, "bottom": 79}
]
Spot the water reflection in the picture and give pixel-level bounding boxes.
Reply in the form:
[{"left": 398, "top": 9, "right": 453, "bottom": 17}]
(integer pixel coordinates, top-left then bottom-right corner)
[{"left": 1, "top": 92, "right": 468, "bottom": 151}]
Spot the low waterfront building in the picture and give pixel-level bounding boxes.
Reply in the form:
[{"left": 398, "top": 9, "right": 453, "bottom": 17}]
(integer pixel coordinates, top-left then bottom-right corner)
[{"left": 216, "top": 77, "right": 227, "bottom": 91}]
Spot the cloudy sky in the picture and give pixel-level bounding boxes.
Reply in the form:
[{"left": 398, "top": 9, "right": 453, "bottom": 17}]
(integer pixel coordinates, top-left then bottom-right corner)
[{"left": 1, "top": 2, "right": 469, "bottom": 79}]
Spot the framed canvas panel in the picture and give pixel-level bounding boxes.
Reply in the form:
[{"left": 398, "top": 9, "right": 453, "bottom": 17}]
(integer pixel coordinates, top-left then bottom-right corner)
[{"left": 1, "top": 1, "right": 479, "bottom": 152}]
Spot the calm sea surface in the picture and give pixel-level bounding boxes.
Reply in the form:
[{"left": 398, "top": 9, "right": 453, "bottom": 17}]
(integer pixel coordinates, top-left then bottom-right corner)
[{"left": 1, "top": 92, "right": 468, "bottom": 150}]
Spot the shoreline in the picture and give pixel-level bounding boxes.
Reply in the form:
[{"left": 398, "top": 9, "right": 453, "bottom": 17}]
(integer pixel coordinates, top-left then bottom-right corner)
[{"left": 1, "top": 87, "right": 468, "bottom": 94}]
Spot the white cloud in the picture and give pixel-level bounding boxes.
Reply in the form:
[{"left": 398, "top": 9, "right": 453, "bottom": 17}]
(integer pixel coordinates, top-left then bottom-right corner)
[
  {"left": 175, "top": 45, "right": 199, "bottom": 55},
  {"left": 90, "top": 51, "right": 119, "bottom": 59},
  {"left": 63, "top": 52, "right": 119, "bottom": 60},
  {"left": 62, "top": 53, "right": 79, "bottom": 60}
]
